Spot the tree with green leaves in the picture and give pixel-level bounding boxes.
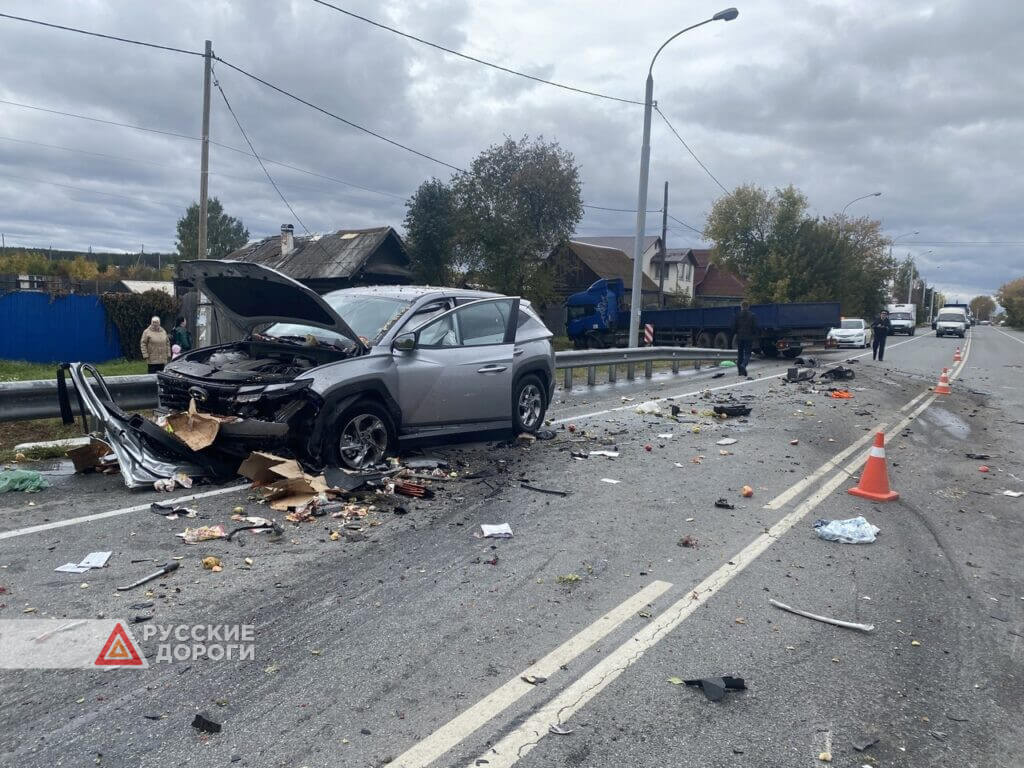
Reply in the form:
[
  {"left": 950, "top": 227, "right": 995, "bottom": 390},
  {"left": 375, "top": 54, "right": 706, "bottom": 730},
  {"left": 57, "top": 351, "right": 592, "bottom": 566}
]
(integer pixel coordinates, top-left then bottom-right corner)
[
  {"left": 175, "top": 198, "right": 249, "bottom": 260},
  {"left": 404, "top": 178, "right": 456, "bottom": 285},
  {"left": 969, "top": 294, "right": 996, "bottom": 321},
  {"left": 703, "top": 184, "right": 893, "bottom": 318},
  {"left": 451, "top": 136, "right": 582, "bottom": 302},
  {"left": 995, "top": 278, "right": 1024, "bottom": 327}
]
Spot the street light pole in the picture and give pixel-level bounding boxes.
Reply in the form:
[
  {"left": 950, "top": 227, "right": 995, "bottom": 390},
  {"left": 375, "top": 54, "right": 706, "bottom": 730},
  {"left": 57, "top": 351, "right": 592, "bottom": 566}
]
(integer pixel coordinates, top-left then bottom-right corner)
[
  {"left": 628, "top": 8, "right": 738, "bottom": 347},
  {"left": 841, "top": 191, "right": 881, "bottom": 216}
]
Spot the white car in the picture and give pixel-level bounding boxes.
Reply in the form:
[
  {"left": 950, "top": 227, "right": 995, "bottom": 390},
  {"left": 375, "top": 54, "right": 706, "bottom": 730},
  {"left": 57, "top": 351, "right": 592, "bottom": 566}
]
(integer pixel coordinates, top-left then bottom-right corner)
[
  {"left": 828, "top": 318, "right": 873, "bottom": 348},
  {"left": 935, "top": 309, "right": 967, "bottom": 338}
]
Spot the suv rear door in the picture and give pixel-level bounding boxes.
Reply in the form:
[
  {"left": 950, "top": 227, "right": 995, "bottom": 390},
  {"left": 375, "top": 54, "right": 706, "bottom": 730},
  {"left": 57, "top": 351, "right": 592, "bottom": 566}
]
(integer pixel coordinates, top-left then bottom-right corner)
[{"left": 394, "top": 297, "right": 519, "bottom": 429}]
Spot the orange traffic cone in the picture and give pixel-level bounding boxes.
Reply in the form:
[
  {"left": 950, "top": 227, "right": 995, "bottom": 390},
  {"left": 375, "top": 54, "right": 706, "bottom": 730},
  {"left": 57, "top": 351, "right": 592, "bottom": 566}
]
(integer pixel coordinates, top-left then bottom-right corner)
[
  {"left": 934, "top": 367, "right": 952, "bottom": 395},
  {"left": 953, "top": 347, "right": 962, "bottom": 362},
  {"left": 848, "top": 432, "right": 899, "bottom": 502}
]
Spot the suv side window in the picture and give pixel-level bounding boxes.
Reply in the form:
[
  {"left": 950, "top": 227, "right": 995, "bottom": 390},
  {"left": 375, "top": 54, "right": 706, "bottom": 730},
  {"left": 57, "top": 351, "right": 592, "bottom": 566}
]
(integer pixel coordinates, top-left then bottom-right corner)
[{"left": 416, "top": 299, "right": 514, "bottom": 348}]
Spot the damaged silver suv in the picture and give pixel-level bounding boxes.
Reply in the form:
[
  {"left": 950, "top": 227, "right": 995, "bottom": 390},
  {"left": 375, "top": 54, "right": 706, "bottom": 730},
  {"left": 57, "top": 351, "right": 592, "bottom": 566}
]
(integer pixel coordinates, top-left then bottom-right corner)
[{"left": 159, "top": 261, "right": 555, "bottom": 469}]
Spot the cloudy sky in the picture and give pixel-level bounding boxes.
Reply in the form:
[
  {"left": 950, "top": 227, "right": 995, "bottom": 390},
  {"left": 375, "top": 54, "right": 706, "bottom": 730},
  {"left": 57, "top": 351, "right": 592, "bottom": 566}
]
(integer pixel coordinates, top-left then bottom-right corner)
[{"left": 0, "top": 0, "right": 1020, "bottom": 300}]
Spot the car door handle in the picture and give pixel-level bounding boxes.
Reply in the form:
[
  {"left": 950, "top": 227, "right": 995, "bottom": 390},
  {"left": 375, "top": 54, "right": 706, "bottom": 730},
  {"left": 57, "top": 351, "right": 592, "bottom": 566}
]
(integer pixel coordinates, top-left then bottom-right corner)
[
  {"left": 513, "top": 348, "right": 525, "bottom": 357},
  {"left": 477, "top": 365, "right": 508, "bottom": 374}
]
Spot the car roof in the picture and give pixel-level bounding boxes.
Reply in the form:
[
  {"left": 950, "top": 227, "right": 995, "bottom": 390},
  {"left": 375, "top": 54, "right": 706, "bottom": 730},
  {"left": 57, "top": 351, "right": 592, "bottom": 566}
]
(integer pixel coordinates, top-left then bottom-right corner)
[{"left": 322, "top": 285, "right": 504, "bottom": 301}]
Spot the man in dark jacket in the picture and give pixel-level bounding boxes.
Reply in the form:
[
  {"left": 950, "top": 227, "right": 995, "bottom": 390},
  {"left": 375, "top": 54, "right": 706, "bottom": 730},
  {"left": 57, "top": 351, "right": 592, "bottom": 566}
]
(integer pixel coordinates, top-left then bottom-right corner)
[
  {"left": 732, "top": 302, "right": 759, "bottom": 376},
  {"left": 871, "top": 310, "right": 892, "bottom": 361}
]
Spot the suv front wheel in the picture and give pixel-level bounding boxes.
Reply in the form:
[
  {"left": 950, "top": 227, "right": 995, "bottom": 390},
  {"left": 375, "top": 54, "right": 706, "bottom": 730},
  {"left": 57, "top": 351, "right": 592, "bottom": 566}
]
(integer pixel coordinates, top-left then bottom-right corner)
[
  {"left": 327, "top": 400, "right": 396, "bottom": 470},
  {"left": 514, "top": 375, "right": 546, "bottom": 434}
]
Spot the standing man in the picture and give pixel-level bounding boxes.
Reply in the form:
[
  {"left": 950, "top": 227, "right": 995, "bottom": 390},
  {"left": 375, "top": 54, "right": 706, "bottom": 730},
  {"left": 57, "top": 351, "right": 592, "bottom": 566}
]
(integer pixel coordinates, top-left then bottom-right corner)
[
  {"left": 171, "top": 317, "right": 193, "bottom": 357},
  {"left": 141, "top": 316, "right": 171, "bottom": 373},
  {"left": 732, "top": 301, "right": 759, "bottom": 377},
  {"left": 871, "top": 309, "right": 892, "bottom": 362}
]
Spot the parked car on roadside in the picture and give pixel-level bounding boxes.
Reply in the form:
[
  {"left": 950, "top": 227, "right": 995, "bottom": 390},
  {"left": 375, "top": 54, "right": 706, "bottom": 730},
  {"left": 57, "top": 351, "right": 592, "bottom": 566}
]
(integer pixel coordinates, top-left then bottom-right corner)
[
  {"left": 827, "top": 318, "right": 873, "bottom": 348},
  {"left": 158, "top": 261, "right": 556, "bottom": 469}
]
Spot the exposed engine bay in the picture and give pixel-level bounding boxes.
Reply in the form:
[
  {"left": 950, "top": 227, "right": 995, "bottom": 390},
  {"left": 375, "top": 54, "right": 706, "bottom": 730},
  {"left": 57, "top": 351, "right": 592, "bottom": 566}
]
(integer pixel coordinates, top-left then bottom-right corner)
[{"left": 173, "top": 339, "right": 352, "bottom": 384}]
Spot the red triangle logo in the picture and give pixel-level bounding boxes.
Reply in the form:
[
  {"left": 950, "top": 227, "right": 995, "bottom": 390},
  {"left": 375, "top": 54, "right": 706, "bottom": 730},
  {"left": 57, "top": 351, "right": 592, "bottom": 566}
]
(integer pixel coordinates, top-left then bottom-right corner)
[{"left": 94, "top": 622, "right": 146, "bottom": 667}]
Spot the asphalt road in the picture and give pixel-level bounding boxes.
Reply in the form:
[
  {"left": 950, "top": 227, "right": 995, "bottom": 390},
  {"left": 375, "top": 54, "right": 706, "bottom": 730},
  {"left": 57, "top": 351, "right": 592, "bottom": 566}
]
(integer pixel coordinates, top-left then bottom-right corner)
[{"left": 1, "top": 326, "right": 1022, "bottom": 768}]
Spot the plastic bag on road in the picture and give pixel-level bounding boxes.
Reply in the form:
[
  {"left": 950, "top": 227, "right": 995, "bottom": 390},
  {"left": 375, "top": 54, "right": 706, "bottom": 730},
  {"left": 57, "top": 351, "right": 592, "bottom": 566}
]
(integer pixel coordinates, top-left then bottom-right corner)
[
  {"left": 813, "top": 516, "right": 879, "bottom": 544},
  {"left": 0, "top": 469, "right": 48, "bottom": 493}
]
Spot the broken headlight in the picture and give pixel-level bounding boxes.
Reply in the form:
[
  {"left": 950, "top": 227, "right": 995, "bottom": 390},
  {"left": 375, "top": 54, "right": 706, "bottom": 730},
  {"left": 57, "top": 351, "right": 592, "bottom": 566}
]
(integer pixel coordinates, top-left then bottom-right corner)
[{"left": 234, "top": 380, "right": 312, "bottom": 403}]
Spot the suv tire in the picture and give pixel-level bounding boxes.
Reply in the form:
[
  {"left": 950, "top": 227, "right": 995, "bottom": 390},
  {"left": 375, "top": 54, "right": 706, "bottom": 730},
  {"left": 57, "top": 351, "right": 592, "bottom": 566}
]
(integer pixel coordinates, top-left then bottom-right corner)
[
  {"left": 513, "top": 375, "right": 546, "bottom": 434},
  {"left": 326, "top": 399, "right": 396, "bottom": 470}
]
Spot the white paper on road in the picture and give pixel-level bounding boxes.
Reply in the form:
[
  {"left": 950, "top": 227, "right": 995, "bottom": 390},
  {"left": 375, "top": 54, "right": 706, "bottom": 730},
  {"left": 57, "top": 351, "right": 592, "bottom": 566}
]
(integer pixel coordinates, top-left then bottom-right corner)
[
  {"left": 54, "top": 563, "right": 91, "bottom": 574},
  {"left": 55, "top": 551, "right": 113, "bottom": 573},
  {"left": 78, "top": 552, "right": 112, "bottom": 569},
  {"left": 589, "top": 451, "right": 619, "bottom": 458},
  {"left": 480, "top": 524, "right": 513, "bottom": 538},
  {"left": 1003, "top": 490, "right": 1022, "bottom": 498},
  {"left": 600, "top": 478, "right": 620, "bottom": 484},
  {"left": 717, "top": 438, "right": 738, "bottom": 445},
  {"left": 657, "top": 433, "right": 674, "bottom": 439}
]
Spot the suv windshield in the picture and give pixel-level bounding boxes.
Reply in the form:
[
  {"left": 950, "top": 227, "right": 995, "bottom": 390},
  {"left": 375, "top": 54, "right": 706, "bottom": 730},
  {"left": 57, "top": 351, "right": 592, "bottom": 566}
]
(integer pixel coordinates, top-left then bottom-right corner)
[
  {"left": 937, "top": 313, "right": 963, "bottom": 323},
  {"left": 265, "top": 293, "right": 413, "bottom": 345},
  {"left": 840, "top": 320, "right": 864, "bottom": 329}
]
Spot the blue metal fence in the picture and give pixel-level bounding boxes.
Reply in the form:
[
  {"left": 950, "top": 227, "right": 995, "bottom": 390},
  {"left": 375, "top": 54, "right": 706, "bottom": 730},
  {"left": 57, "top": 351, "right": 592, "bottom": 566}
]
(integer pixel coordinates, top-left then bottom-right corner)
[{"left": 0, "top": 292, "right": 122, "bottom": 363}]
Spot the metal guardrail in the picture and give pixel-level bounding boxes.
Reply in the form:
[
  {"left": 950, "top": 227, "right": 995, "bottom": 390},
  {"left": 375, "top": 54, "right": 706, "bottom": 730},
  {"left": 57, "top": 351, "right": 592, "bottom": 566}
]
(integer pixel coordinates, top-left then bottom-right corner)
[{"left": 0, "top": 346, "right": 737, "bottom": 423}]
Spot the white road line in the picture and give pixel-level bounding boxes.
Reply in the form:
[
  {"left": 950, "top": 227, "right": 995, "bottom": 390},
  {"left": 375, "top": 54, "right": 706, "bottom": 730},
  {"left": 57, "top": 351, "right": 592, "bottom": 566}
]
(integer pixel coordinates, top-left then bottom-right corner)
[
  {"left": 466, "top": 375, "right": 952, "bottom": 768},
  {"left": 0, "top": 485, "right": 247, "bottom": 541},
  {"left": 990, "top": 325, "right": 1024, "bottom": 346},
  {"left": 391, "top": 579, "right": 673, "bottom": 768}
]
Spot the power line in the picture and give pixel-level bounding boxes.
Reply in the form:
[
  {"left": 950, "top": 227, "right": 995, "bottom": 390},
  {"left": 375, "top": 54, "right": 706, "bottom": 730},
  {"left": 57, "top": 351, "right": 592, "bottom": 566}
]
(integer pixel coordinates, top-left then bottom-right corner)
[
  {"left": 667, "top": 213, "right": 703, "bottom": 235},
  {"left": 583, "top": 204, "right": 663, "bottom": 213},
  {"left": 308, "top": 0, "right": 642, "bottom": 106},
  {"left": 0, "top": 12, "right": 202, "bottom": 56},
  {"left": 654, "top": 105, "right": 729, "bottom": 195},
  {"left": 0, "top": 172, "right": 168, "bottom": 206},
  {"left": 214, "top": 55, "right": 466, "bottom": 173},
  {"left": 212, "top": 65, "right": 332, "bottom": 261},
  {"left": 0, "top": 98, "right": 405, "bottom": 199}
]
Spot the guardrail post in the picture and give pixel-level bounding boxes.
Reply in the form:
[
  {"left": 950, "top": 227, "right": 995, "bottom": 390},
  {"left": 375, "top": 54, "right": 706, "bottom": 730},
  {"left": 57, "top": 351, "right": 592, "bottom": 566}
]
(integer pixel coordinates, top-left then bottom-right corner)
[
  {"left": 671, "top": 359, "right": 679, "bottom": 374},
  {"left": 626, "top": 362, "right": 635, "bottom": 380},
  {"left": 608, "top": 364, "right": 617, "bottom": 383},
  {"left": 563, "top": 367, "right": 573, "bottom": 391},
  {"left": 644, "top": 360, "right": 653, "bottom": 379},
  {"left": 587, "top": 366, "right": 596, "bottom": 386}
]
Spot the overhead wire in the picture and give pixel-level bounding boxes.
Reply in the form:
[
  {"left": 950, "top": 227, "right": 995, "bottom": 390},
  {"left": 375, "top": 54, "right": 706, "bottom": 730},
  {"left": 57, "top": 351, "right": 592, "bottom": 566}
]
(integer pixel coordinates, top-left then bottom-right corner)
[
  {"left": 0, "top": 12, "right": 202, "bottom": 56},
  {"left": 308, "top": 0, "right": 642, "bottom": 106},
  {"left": 667, "top": 213, "right": 704, "bottom": 235},
  {"left": 211, "top": 63, "right": 335, "bottom": 261},
  {"left": 654, "top": 105, "right": 729, "bottom": 195},
  {"left": 0, "top": 171, "right": 168, "bottom": 205}
]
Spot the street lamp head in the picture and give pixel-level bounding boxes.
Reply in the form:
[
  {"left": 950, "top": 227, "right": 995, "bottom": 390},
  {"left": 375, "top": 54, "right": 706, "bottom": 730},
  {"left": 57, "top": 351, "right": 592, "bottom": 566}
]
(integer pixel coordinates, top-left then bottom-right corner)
[
  {"left": 713, "top": 7, "right": 739, "bottom": 21},
  {"left": 871, "top": 191, "right": 882, "bottom": 197}
]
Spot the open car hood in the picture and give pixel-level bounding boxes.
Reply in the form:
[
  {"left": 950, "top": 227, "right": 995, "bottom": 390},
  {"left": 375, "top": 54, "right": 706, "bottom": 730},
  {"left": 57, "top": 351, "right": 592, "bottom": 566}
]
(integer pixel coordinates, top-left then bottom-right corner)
[{"left": 180, "top": 260, "right": 366, "bottom": 352}]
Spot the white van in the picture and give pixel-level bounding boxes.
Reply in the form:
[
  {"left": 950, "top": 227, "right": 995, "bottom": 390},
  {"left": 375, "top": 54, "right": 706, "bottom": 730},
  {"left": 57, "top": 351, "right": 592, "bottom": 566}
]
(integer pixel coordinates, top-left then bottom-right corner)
[
  {"left": 886, "top": 303, "right": 916, "bottom": 335},
  {"left": 935, "top": 307, "right": 967, "bottom": 338}
]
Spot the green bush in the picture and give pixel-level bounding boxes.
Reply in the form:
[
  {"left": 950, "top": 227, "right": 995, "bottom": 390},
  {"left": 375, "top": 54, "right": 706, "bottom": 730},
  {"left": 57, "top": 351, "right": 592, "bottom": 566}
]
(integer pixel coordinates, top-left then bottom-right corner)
[{"left": 101, "top": 290, "right": 181, "bottom": 359}]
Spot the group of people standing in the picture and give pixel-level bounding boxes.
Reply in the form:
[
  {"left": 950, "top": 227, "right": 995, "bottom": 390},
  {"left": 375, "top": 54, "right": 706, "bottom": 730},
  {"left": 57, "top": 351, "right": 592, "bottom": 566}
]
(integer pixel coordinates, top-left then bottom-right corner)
[
  {"left": 731, "top": 303, "right": 896, "bottom": 375},
  {"left": 140, "top": 316, "right": 192, "bottom": 373}
]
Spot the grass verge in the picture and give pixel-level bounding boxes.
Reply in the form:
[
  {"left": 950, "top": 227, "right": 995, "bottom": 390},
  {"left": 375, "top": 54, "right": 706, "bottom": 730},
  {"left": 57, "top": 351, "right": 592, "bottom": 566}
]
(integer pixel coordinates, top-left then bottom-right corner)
[{"left": 0, "top": 358, "right": 147, "bottom": 382}]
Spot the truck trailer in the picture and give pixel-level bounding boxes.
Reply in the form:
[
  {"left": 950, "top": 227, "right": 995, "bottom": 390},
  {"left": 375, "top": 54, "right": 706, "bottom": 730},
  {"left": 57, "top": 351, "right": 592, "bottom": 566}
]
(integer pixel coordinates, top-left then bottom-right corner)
[{"left": 565, "top": 278, "right": 841, "bottom": 358}]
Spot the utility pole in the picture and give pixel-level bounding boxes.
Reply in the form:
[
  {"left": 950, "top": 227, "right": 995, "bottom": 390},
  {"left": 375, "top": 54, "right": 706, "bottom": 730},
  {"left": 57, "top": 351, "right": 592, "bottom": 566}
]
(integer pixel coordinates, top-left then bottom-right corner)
[
  {"left": 198, "top": 39, "right": 212, "bottom": 261},
  {"left": 658, "top": 182, "right": 668, "bottom": 307}
]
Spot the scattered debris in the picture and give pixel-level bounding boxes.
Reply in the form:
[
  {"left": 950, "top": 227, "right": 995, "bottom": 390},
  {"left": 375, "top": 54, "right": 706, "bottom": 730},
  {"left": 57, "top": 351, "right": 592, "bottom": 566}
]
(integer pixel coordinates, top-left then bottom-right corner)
[
  {"left": 657, "top": 433, "right": 674, "bottom": 439},
  {"left": 683, "top": 676, "right": 747, "bottom": 702},
  {"left": 479, "top": 523, "right": 513, "bottom": 539},
  {"left": 556, "top": 573, "right": 581, "bottom": 584},
  {"left": 820, "top": 365, "right": 855, "bottom": 381},
  {"left": 789, "top": 439, "right": 799, "bottom": 445},
  {"left": 714, "top": 404, "right": 751, "bottom": 418},
  {"left": 589, "top": 450, "right": 619, "bottom": 458},
  {"left": 521, "top": 674, "right": 547, "bottom": 685},
  {"left": 965, "top": 453, "right": 990, "bottom": 460},
  {"left": 813, "top": 517, "right": 879, "bottom": 544},
  {"left": 716, "top": 438, "right": 738, "bottom": 446},
  {"left": 151, "top": 502, "right": 197, "bottom": 519},
  {"left": 394, "top": 480, "right": 434, "bottom": 499},
  {"left": 548, "top": 724, "right": 574, "bottom": 735},
  {"left": 978, "top": 465, "right": 990, "bottom": 473},
  {"left": 176, "top": 525, "right": 227, "bottom": 544},
  {"left": 714, "top": 498, "right": 735, "bottom": 510},
  {"left": 403, "top": 457, "right": 448, "bottom": 470},
  {"left": 116, "top": 562, "right": 179, "bottom": 591},
  {"left": 54, "top": 551, "right": 112, "bottom": 574},
  {"left": 1003, "top": 490, "right": 1022, "bottom": 498},
  {"left": 769, "top": 599, "right": 875, "bottom": 632},
  {"left": 535, "top": 428, "right": 557, "bottom": 440},
  {"left": 829, "top": 390, "right": 854, "bottom": 399},
  {"left": 818, "top": 751, "right": 832, "bottom": 763},
  {"left": 677, "top": 535, "right": 698, "bottom": 548},
  {"left": 787, "top": 367, "right": 816, "bottom": 382},
  {"left": 191, "top": 711, "right": 222, "bottom": 734},
  {"left": 635, "top": 401, "right": 664, "bottom": 415},
  {"left": 911, "top": 639, "right": 921, "bottom": 647},
  {"left": 0, "top": 469, "right": 48, "bottom": 493},
  {"left": 516, "top": 433, "right": 537, "bottom": 445},
  {"left": 741, "top": 485, "right": 754, "bottom": 498},
  {"left": 600, "top": 478, "right": 620, "bottom": 484},
  {"left": 521, "top": 483, "right": 569, "bottom": 497},
  {"left": 853, "top": 734, "right": 880, "bottom": 752},
  {"left": 202, "top": 556, "right": 222, "bottom": 572},
  {"left": 66, "top": 438, "right": 115, "bottom": 474}
]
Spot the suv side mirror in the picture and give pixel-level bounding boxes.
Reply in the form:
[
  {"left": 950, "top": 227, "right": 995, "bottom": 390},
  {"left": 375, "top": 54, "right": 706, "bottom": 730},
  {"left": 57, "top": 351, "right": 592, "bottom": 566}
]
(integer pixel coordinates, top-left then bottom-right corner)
[{"left": 393, "top": 332, "right": 417, "bottom": 352}]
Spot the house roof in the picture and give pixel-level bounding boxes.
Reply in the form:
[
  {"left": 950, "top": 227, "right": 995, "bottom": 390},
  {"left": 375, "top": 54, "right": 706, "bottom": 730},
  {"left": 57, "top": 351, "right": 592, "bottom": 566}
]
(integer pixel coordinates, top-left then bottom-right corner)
[
  {"left": 225, "top": 226, "right": 410, "bottom": 280},
  {"left": 573, "top": 235, "right": 661, "bottom": 256},
  {"left": 695, "top": 262, "right": 746, "bottom": 298},
  {"left": 118, "top": 280, "right": 174, "bottom": 296},
  {"left": 566, "top": 241, "right": 660, "bottom": 292},
  {"left": 662, "top": 248, "right": 699, "bottom": 265}
]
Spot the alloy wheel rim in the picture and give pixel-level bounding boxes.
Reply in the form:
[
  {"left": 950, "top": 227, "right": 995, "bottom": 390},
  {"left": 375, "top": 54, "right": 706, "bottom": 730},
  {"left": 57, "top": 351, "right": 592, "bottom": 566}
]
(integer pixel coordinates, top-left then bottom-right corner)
[
  {"left": 518, "top": 384, "right": 543, "bottom": 430},
  {"left": 339, "top": 413, "right": 388, "bottom": 469}
]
